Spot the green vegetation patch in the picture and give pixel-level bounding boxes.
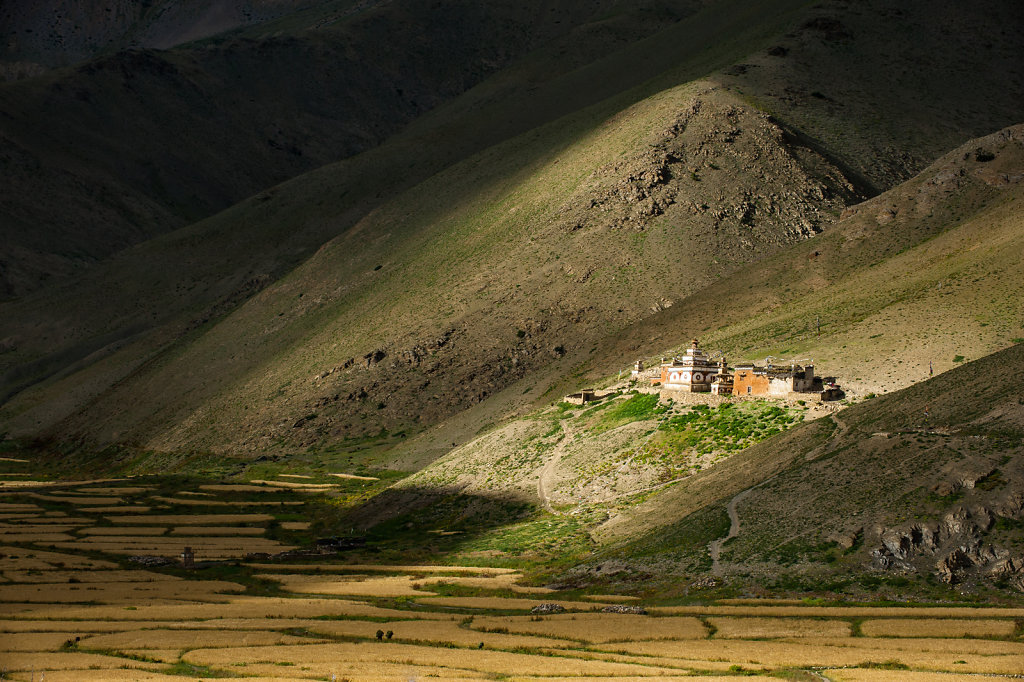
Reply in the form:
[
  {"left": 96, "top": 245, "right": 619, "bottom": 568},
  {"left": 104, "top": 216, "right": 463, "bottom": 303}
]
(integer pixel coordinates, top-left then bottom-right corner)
[
  {"left": 587, "top": 393, "right": 666, "bottom": 433},
  {"left": 637, "top": 401, "right": 803, "bottom": 469}
]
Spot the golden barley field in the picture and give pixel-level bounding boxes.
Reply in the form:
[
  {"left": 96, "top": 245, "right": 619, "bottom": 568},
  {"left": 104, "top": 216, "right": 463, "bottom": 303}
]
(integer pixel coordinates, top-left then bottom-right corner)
[{"left": 3, "top": 477, "right": 1024, "bottom": 680}]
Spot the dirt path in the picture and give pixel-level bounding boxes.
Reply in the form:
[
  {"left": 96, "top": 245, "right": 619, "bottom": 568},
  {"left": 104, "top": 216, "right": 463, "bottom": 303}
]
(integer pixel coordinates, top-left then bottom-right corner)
[
  {"left": 538, "top": 407, "right": 685, "bottom": 513},
  {"left": 708, "top": 407, "right": 851, "bottom": 574},
  {"left": 708, "top": 487, "right": 754, "bottom": 574},
  {"left": 537, "top": 420, "right": 578, "bottom": 515}
]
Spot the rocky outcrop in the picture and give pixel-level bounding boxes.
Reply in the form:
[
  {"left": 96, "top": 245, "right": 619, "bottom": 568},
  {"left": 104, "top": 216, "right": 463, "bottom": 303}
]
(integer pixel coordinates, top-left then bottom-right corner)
[
  {"left": 872, "top": 501, "right": 1024, "bottom": 586},
  {"left": 555, "top": 90, "right": 864, "bottom": 241}
]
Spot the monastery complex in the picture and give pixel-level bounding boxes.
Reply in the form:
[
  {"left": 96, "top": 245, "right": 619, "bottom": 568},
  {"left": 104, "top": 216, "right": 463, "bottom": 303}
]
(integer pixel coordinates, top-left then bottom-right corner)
[{"left": 634, "top": 339, "right": 842, "bottom": 402}]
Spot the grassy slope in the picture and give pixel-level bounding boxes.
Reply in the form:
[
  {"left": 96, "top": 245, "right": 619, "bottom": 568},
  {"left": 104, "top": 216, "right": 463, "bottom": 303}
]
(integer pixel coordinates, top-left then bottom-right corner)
[
  {"left": 588, "top": 124, "right": 1024, "bottom": 399},
  {"left": 0, "top": 0, "right": 697, "bottom": 297},
  {"left": 0, "top": 0, "right": 765, "bottom": 400},
  {"left": 587, "top": 341, "right": 1024, "bottom": 597},
  {"left": 2, "top": 0, "right": 1022, "bottom": 476},
  {"left": 344, "top": 125, "right": 1024, "bottom": 592},
  {"left": 0, "top": 0, "right": 821, "bottom": 449},
  {"left": 8, "top": 81, "right": 850, "bottom": 451}
]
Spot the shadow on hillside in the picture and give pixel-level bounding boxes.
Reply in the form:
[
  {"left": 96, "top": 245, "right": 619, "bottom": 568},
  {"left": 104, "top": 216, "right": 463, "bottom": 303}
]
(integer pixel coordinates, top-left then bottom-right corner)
[{"left": 326, "top": 484, "right": 548, "bottom": 563}]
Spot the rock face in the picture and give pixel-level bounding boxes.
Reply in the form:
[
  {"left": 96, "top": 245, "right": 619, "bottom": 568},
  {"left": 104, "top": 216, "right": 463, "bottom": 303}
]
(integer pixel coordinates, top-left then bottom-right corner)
[
  {"left": 556, "top": 91, "right": 863, "bottom": 241},
  {"left": 257, "top": 88, "right": 867, "bottom": 451},
  {"left": 872, "top": 496, "right": 1024, "bottom": 587}
]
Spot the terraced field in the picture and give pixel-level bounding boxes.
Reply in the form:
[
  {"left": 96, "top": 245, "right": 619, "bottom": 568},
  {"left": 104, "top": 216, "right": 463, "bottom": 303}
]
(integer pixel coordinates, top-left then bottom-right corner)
[{"left": 2, "top": 475, "right": 1024, "bottom": 680}]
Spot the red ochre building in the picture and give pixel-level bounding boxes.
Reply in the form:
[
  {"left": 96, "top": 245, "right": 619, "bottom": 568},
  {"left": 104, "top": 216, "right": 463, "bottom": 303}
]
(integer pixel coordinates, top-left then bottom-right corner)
[{"left": 653, "top": 339, "right": 829, "bottom": 399}]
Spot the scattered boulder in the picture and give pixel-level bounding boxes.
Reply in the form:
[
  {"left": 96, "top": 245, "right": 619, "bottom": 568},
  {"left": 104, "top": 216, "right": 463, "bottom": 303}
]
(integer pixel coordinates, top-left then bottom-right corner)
[
  {"left": 689, "top": 576, "right": 720, "bottom": 590},
  {"left": 600, "top": 604, "right": 647, "bottom": 615},
  {"left": 828, "top": 527, "right": 862, "bottom": 551},
  {"left": 530, "top": 603, "right": 565, "bottom": 614}
]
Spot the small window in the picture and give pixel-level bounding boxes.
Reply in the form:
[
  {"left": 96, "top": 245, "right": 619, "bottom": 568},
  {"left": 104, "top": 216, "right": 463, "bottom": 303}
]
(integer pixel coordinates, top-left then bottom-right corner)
[{"left": 746, "top": 386, "right": 752, "bottom": 394}]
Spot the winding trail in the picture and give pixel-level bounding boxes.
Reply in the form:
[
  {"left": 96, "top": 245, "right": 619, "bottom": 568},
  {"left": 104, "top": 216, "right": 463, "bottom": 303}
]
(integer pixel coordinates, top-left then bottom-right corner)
[
  {"left": 537, "top": 420, "right": 578, "bottom": 515},
  {"left": 707, "top": 408, "right": 851, "bottom": 575},
  {"left": 537, "top": 401, "right": 680, "bottom": 514},
  {"left": 708, "top": 487, "right": 754, "bottom": 574}
]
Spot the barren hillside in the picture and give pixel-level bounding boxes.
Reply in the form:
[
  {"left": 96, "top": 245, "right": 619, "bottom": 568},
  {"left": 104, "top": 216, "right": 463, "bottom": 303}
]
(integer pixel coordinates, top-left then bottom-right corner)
[{"left": 1, "top": 0, "right": 1022, "bottom": 481}]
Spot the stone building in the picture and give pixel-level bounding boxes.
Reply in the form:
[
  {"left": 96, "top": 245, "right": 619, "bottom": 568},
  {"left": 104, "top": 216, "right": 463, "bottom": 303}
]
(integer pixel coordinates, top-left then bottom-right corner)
[
  {"left": 732, "top": 362, "right": 822, "bottom": 397},
  {"left": 658, "top": 339, "right": 721, "bottom": 393},
  {"left": 710, "top": 358, "right": 733, "bottom": 395}
]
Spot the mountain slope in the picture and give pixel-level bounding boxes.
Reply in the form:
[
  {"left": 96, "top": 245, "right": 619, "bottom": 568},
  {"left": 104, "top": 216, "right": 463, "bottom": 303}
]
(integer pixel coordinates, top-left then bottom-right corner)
[
  {"left": 2, "top": 0, "right": 1023, "bottom": 473},
  {"left": 2, "top": 82, "right": 864, "bottom": 454},
  {"left": 1, "top": 0, "right": 709, "bottom": 297},
  {"left": 587, "top": 123, "right": 1024, "bottom": 400},
  {"left": 339, "top": 124, "right": 1024, "bottom": 593},
  {"left": 1, "top": 0, "right": 322, "bottom": 77},
  {"left": 584, "top": 341, "right": 1024, "bottom": 596}
]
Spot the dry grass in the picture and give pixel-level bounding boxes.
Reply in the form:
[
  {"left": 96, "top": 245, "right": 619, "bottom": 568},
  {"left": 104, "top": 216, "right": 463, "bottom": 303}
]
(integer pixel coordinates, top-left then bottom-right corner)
[
  {"left": 16, "top": 596, "right": 458, "bottom": 621},
  {"left": 825, "top": 670, "right": 1012, "bottom": 682},
  {"left": 0, "top": 651, "right": 170, "bottom": 672},
  {"left": 2, "top": 532, "right": 76, "bottom": 542},
  {"left": 81, "top": 505, "right": 151, "bottom": 512},
  {"left": 471, "top": 614, "right": 707, "bottom": 643},
  {"left": 29, "top": 494, "right": 123, "bottom": 504},
  {"left": 416, "top": 596, "right": 602, "bottom": 610},
  {"left": 116, "top": 649, "right": 182, "bottom": 663},
  {"left": 602, "top": 639, "right": 1024, "bottom": 674},
  {"left": 73, "top": 487, "right": 152, "bottom": 494},
  {"left": 0, "top": 524, "right": 82, "bottom": 534},
  {"left": 648, "top": 605, "right": 1024, "bottom": 618},
  {"left": 581, "top": 595, "right": 642, "bottom": 603},
  {"left": 150, "top": 495, "right": 303, "bottom": 506},
  {"left": 6, "top": 670, "right": 182, "bottom": 681},
  {"left": 305, "top": 618, "right": 574, "bottom": 649},
  {"left": 169, "top": 526, "right": 265, "bottom": 535},
  {"left": 248, "top": 479, "right": 337, "bottom": 490},
  {"left": 0, "top": 548, "right": 118, "bottom": 570},
  {"left": 0, "top": 620, "right": 177, "bottom": 632},
  {"left": 516, "top": 677, "right": 748, "bottom": 682},
  {"left": 258, "top": 573, "right": 430, "bottom": 598},
  {"left": 183, "top": 641, "right": 689, "bottom": 676},
  {"left": 709, "top": 617, "right": 851, "bottom": 639},
  {"left": 243, "top": 563, "right": 517, "bottom": 574},
  {"left": 104, "top": 513, "right": 274, "bottom": 524},
  {"left": 80, "top": 628, "right": 326, "bottom": 650},
  {"left": 0, "top": 632, "right": 80, "bottom": 650},
  {"left": 63, "top": 536, "right": 287, "bottom": 549},
  {"left": 860, "top": 618, "right": 1016, "bottom": 638},
  {"left": 789, "top": 636, "right": 1024, "bottom": 656},
  {"left": 48, "top": 542, "right": 295, "bottom": 561},
  {"left": 3, "top": 570, "right": 181, "bottom": 583},
  {"left": 79, "top": 526, "right": 168, "bottom": 535},
  {"left": 199, "top": 484, "right": 276, "bottom": 492},
  {"left": 0, "top": 618, "right": 335, "bottom": 632},
  {"left": 16, "top": 516, "right": 96, "bottom": 523},
  {"left": 209, "top": 660, "right": 486, "bottom": 679},
  {"left": 0, "top": 580, "right": 244, "bottom": 603},
  {"left": 427, "top": 574, "right": 552, "bottom": 594}
]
